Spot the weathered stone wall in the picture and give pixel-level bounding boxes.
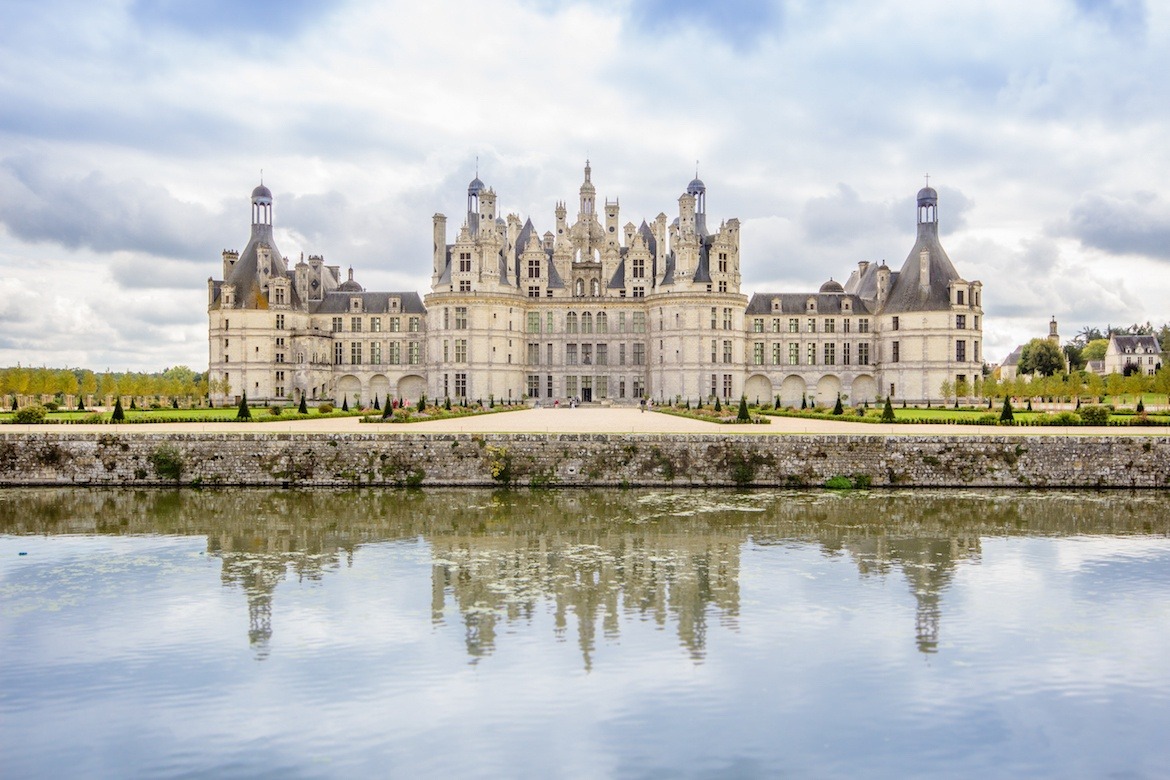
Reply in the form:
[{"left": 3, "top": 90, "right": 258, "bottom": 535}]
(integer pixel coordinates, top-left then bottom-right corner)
[{"left": 2, "top": 432, "right": 1168, "bottom": 488}]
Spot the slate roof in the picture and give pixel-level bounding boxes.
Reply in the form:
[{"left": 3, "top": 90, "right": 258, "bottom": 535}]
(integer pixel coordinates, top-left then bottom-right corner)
[
  {"left": 311, "top": 290, "right": 426, "bottom": 315},
  {"left": 1111, "top": 335, "right": 1160, "bottom": 354},
  {"left": 881, "top": 223, "right": 963, "bottom": 313},
  {"left": 745, "top": 292, "right": 873, "bottom": 316}
]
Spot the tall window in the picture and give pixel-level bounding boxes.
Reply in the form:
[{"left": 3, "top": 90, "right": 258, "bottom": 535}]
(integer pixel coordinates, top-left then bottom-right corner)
[
  {"left": 842, "top": 343, "right": 851, "bottom": 365},
  {"left": 389, "top": 342, "right": 401, "bottom": 364},
  {"left": 956, "top": 314, "right": 966, "bottom": 329},
  {"left": 807, "top": 344, "right": 816, "bottom": 365},
  {"left": 723, "top": 340, "right": 732, "bottom": 364},
  {"left": 351, "top": 342, "right": 362, "bottom": 365},
  {"left": 454, "top": 373, "right": 467, "bottom": 399},
  {"left": 370, "top": 342, "right": 382, "bottom": 364},
  {"left": 455, "top": 339, "right": 468, "bottom": 362},
  {"left": 891, "top": 341, "right": 900, "bottom": 362},
  {"left": 459, "top": 252, "right": 472, "bottom": 272},
  {"left": 409, "top": 317, "right": 420, "bottom": 332},
  {"left": 711, "top": 339, "right": 718, "bottom": 362},
  {"left": 408, "top": 342, "right": 421, "bottom": 364},
  {"left": 711, "top": 308, "right": 718, "bottom": 329},
  {"left": 824, "top": 343, "right": 835, "bottom": 365},
  {"left": 332, "top": 317, "right": 343, "bottom": 332},
  {"left": 334, "top": 342, "right": 343, "bottom": 364},
  {"left": 753, "top": 342, "right": 764, "bottom": 365},
  {"left": 788, "top": 318, "right": 799, "bottom": 333},
  {"left": 858, "top": 343, "right": 870, "bottom": 365},
  {"left": 956, "top": 340, "right": 966, "bottom": 362},
  {"left": 566, "top": 344, "right": 578, "bottom": 365},
  {"left": 789, "top": 343, "right": 799, "bottom": 365},
  {"left": 723, "top": 308, "right": 733, "bottom": 329},
  {"left": 276, "top": 314, "right": 285, "bottom": 329},
  {"left": 582, "top": 344, "right": 593, "bottom": 365},
  {"left": 566, "top": 312, "right": 578, "bottom": 333},
  {"left": 582, "top": 312, "right": 593, "bottom": 333},
  {"left": 597, "top": 312, "right": 608, "bottom": 333},
  {"left": 527, "top": 343, "right": 541, "bottom": 364},
  {"left": 753, "top": 318, "right": 764, "bottom": 333},
  {"left": 371, "top": 317, "right": 381, "bottom": 332},
  {"left": 633, "top": 312, "right": 646, "bottom": 333},
  {"left": 633, "top": 343, "right": 646, "bottom": 365},
  {"left": 807, "top": 318, "right": 816, "bottom": 333},
  {"left": 632, "top": 256, "right": 645, "bottom": 278},
  {"left": 597, "top": 343, "right": 609, "bottom": 365},
  {"left": 389, "top": 317, "right": 401, "bottom": 332},
  {"left": 527, "top": 312, "right": 541, "bottom": 333},
  {"left": 772, "top": 343, "right": 782, "bottom": 365},
  {"left": 892, "top": 316, "right": 900, "bottom": 331},
  {"left": 454, "top": 307, "right": 468, "bottom": 329},
  {"left": 527, "top": 257, "right": 541, "bottom": 278},
  {"left": 722, "top": 374, "right": 733, "bottom": 399},
  {"left": 718, "top": 252, "right": 728, "bottom": 273},
  {"left": 825, "top": 318, "right": 835, "bottom": 333},
  {"left": 858, "top": 318, "right": 869, "bottom": 333},
  {"left": 352, "top": 317, "right": 362, "bottom": 332}
]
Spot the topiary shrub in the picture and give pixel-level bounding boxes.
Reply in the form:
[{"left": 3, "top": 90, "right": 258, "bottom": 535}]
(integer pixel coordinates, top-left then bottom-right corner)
[
  {"left": 298, "top": 396, "right": 308, "bottom": 414},
  {"left": 881, "top": 396, "right": 896, "bottom": 423},
  {"left": 714, "top": 397, "right": 722, "bottom": 412},
  {"left": 237, "top": 393, "right": 251, "bottom": 420},
  {"left": 318, "top": 402, "right": 334, "bottom": 414},
  {"left": 1137, "top": 398, "right": 1145, "bottom": 413},
  {"left": 737, "top": 396, "right": 749, "bottom": 421},
  {"left": 44, "top": 401, "right": 59, "bottom": 411},
  {"left": 112, "top": 397, "right": 125, "bottom": 423},
  {"left": 341, "top": 397, "right": 349, "bottom": 412},
  {"left": 269, "top": 405, "right": 283, "bottom": 416},
  {"left": 1079, "top": 405, "right": 1110, "bottom": 425},
  {"left": 13, "top": 405, "right": 48, "bottom": 424},
  {"left": 1000, "top": 397, "right": 1014, "bottom": 423},
  {"left": 832, "top": 394, "right": 844, "bottom": 415}
]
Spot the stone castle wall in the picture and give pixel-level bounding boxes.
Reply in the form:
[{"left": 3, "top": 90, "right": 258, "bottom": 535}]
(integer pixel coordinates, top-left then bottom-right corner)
[{"left": 1, "top": 432, "right": 1168, "bottom": 489}]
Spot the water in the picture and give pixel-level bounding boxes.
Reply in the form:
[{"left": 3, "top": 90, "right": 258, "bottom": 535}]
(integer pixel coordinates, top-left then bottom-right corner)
[{"left": 2, "top": 488, "right": 1169, "bottom": 779}]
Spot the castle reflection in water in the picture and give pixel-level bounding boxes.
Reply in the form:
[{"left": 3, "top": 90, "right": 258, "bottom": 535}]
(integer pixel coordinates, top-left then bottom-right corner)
[{"left": 4, "top": 488, "right": 1166, "bottom": 663}]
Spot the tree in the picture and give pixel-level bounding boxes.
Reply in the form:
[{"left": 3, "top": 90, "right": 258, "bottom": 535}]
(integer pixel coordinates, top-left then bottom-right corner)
[
  {"left": 881, "top": 396, "right": 895, "bottom": 423},
  {"left": 737, "top": 396, "right": 750, "bottom": 421},
  {"left": 1063, "top": 343, "right": 1085, "bottom": 372},
  {"left": 341, "top": 397, "right": 349, "bottom": 411},
  {"left": 237, "top": 393, "right": 251, "bottom": 420},
  {"left": 112, "top": 397, "right": 125, "bottom": 423},
  {"left": 1018, "top": 338, "right": 1066, "bottom": 377},
  {"left": 714, "top": 397, "right": 722, "bottom": 412},
  {"left": 955, "top": 376, "right": 971, "bottom": 403},
  {"left": 373, "top": 395, "right": 380, "bottom": 410},
  {"left": 939, "top": 379, "right": 954, "bottom": 404},
  {"left": 1081, "top": 339, "right": 1109, "bottom": 364},
  {"left": 1000, "top": 396, "right": 1014, "bottom": 423},
  {"left": 298, "top": 395, "right": 308, "bottom": 414},
  {"left": 381, "top": 394, "right": 392, "bottom": 419},
  {"left": 832, "top": 394, "right": 844, "bottom": 415}
]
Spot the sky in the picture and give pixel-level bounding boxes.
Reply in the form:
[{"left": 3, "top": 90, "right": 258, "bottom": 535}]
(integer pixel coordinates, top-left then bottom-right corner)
[{"left": 2, "top": 0, "right": 1169, "bottom": 372}]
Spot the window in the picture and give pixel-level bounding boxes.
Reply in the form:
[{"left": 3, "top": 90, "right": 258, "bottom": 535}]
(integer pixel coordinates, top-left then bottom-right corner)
[
  {"left": 566, "top": 344, "right": 578, "bottom": 365},
  {"left": 825, "top": 318, "right": 835, "bottom": 333},
  {"left": 575, "top": 279, "right": 585, "bottom": 297},
  {"left": 454, "top": 373, "right": 467, "bottom": 399},
  {"left": 619, "top": 343, "right": 627, "bottom": 365},
  {"left": 332, "top": 317, "right": 343, "bottom": 332},
  {"left": 454, "top": 307, "right": 468, "bottom": 329},
  {"left": 723, "top": 308, "right": 733, "bottom": 329},
  {"left": 772, "top": 318, "right": 781, "bottom": 333},
  {"left": 443, "top": 340, "right": 449, "bottom": 361},
  {"left": 527, "top": 343, "right": 541, "bottom": 364},
  {"left": 633, "top": 312, "right": 646, "bottom": 333},
  {"left": 371, "top": 317, "right": 381, "bottom": 332},
  {"left": 597, "top": 376, "right": 608, "bottom": 399},
  {"left": 843, "top": 318, "right": 851, "bottom": 333},
  {"left": 892, "top": 316, "right": 900, "bottom": 331},
  {"left": 632, "top": 256, "right": 645, "bottom": 278},
  {"left": 389, "top": 342, "right": 401, "bottom": 364},
  {"left": 858, "top": 343, "right": 870, "bottom": 365},
  {"left": 824, "top": 343, "right": 835, "bottom": 365},
  {"left": 956, "top": 289, "right": 965, "bottom": 305},
  {"left": 459, "top": 252, "right": 472, "bottom": 273},
  {"left": 389, "top": 317, "right": 401, "bottom": 332},
  {"left": 722, "top": 374, "right": 733, "bottom": 399},
  {"left": 974, "top": 315, "right": 980, "bottom": 330},
  {"left": 711, "top": 339, "right": 718, "bottom": 362},
  {"left": 597, "top": 312, "right": 608, "bottom": 333},
  {"left": 409, "top": 317, "right": 420, "bottom": 332},
  {"left": 527, "top": 312, "right": 541, "bottom": 333},
  {"left": 528, "top": 286, "right": 540, "bottom": 298},
  {"left": 275, "top": 352, "right": 284, "bottom": 364},
  {"left": 843, "top": 343, "right": 851, "bottom": 365},
  {"left": 632, "top": 286, "right": 645, "bottom": 298},
  {"left": 527, "top": 375, "right": 540, "bottom": 398},
  {"left": 956, "top": 340, "right": 966, "bottom": 362},
  {"left": 351, "top": 342, "right": 362, "bottom": 365},
  {"left": 547, "top": 375, "right": 553, "bottom": 398},
  {"left": 710, "top": 374, "right": 718, "bottom": 399},
  {"left": 352, "top": 317, "right": 362, "bottom": 333},
  {"left": 566, "top": 312, "right": 578, "bottom": 333},
  {"left": 633, "top": 343, "right": 646, "bottom": 365},
  {"left": 567, "top": 376, "right": 578, "bottom": 397},
  {"left": 632, "top": 378, "right": 644, "bottom": 399},
  {"left": 858, "top": 318, "right": 869, "bottom": 333},
  {"left": 527, "top": 257, "right": 541, "bottom": 278},
  {"left": 582, "top": 312, "right": 593, "bottom": 333},
  {"left": 718, "top": 252, "right": 728, "bottom": 273},
  {"left": 974, "top": 341, "right": 980, "bottom": 361},
  {"left": 753, "top": 342, "right": 764, "bottom": 365},
  {"left": 711, "top": 308, "right": 718, "bottom": 329},
  {"left": 807, "top": 344, "right": 816, "bottom": 365},
  {"left": 582, "top": 344, "right": 593, "bottom": 365},
  {"left": 370, "top": 342, "right": 382, "bottom": 364},
  {"left": 956, "top": 314, "right": 966, "bottom": 329},
  {"left": 597, "top": 344, "right": 608, "bottom": 365},
  {"left": 891, "top": 341, "right": 900, "bottom": 362},
  {"left": 723, "top": 340, "right": 732, "bottom": 364},
  {"left": 460, "top": 280, "right": 472, "bottom": 292},
  {"left": 547, "top": 343, "right": 553, "bottom": 364},
  {"left": 275, "top": 337, "right": 285, "bottom": 347},
  {"left": 334, "top": 342, "right": 344, "bottom": 364},
  {"left": 772, "top": 343, "right": 782, "bottom": 365},
  {"left": 807, "top": 318, "right": 816, "bottom": 333},
  {"left": 276, "top": 314, "right": 285, "bottom": 330},
  {"left": 592, "top": 279, "right": 601, "bottom": 297},
  {"left": 718, "top": 281, "right": 728, "bottom": 292},
  {"left": 455, "top": 339, "right": 468, "bottom": 362},
  {"left": 274, "top": 288, "right": 285, "bottom": 305},
  {"left": 408, "top": 341, "right": 421, "bottom": 364},
  {"left": 789, "top": 343, "right": 799, "bottom": 365},
  {"left": 547, "top": 312, "right": 554, "bottom": 332},
  {"left": 753, "top": 318, "right": 764, "bottom": 333}
]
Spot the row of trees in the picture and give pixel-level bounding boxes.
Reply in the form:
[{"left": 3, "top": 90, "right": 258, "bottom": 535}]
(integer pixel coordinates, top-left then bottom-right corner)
[{"left": 1, "top": 365, "right": 207, "bottom": 406}]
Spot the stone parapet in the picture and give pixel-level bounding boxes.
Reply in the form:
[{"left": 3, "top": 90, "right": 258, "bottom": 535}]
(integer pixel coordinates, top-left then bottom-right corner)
[{"left": 1, "top": 432, "right": 1167, "bottom": 489}]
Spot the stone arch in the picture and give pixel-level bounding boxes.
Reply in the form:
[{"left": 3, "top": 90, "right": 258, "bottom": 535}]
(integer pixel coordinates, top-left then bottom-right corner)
[
  {"left": 397, "top": 374, "right": 426, "bottom": 401},
  {"left": 744, "top": 374, "right": 773, "bottom": 406},
  {"left": 815, "top": 375, "right": 842, "bottom": 407},
  {"left": 369, "top": 374, "right": 390, "bottom": 406},
  {"left": 850, "top": 374, "right": 878, "bottom": 404},
  {"left": 337, "top": 375, "right": 361, "bottom": 408},
  {"left": 779, "top": 375, "right": 807, "bottom": 407}
]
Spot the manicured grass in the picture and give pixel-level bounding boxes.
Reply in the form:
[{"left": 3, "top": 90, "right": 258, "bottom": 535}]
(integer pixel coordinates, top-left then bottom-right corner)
[{"left": 0, "top": 406, "right": 369, "bottom": 424}]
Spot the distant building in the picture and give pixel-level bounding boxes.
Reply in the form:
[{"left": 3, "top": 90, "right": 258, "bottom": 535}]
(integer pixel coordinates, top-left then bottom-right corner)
[
  {"left": 1102, "top": 334, "right": 1161, "bottom": 376},
  {"left": 999, "top": 317, "right": 1069, "bottom": 381},
  {"left": 208, "top": 167, "right": 985, "bottom": 407}
]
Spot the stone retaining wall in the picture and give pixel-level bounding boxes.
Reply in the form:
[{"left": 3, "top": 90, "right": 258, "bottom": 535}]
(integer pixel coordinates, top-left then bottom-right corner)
[{"left": 2, "top": 432, "right": 1168, "bottom": 488}]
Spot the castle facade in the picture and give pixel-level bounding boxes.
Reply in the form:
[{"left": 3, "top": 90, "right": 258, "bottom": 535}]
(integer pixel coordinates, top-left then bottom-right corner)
[{"left": 208, "top": 164, "right": 983, "bottom": 407}]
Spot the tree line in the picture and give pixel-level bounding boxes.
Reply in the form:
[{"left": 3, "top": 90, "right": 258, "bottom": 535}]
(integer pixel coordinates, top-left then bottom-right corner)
[{"left": 1, "top": 365, "right": 207, "bottom": 407}]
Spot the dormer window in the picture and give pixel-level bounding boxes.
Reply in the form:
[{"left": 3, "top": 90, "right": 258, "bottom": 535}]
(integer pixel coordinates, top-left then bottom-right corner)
[
  {"left": 350, "top": 297, "right": 362, "bottom": 312},
  {"left": 806, "top": 298, "right": 817, "bottom": 313},
  {"left": 771, "top": 298, "right": 780, "bottom": 312},
  {"left": 389, "top": 297, "right": 400, "bottom": 311}
]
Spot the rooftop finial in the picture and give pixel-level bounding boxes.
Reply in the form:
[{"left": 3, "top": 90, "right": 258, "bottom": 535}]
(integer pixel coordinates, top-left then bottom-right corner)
[
  {"left": 260, "top": 168, "right": 263, "bottom": 185},
  {"left": 696, "top": 160, "right": 700, "bottom": 178},
  {"left": 924, "top": 172, "right": 930, "bottom": 187},
  {"left": 475, "top": 155, "right": 479, "bottom": 177}
]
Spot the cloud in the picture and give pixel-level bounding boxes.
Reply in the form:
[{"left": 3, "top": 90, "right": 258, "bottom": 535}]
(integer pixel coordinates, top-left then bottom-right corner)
[
  {"left": 627, "top": 0, "right": 782, "bottom": 51},
  {"left": 1062, "top": 192, "right": 1170, "bottom": 259},
  {"left": 0, "top": 156, "right": 231, "bottom": 261}
]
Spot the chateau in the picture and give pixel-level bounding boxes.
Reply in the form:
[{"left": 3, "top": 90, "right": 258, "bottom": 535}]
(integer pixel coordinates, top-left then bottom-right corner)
[{"left": 208, "top": 164, "right": 983, "bottom": 407}]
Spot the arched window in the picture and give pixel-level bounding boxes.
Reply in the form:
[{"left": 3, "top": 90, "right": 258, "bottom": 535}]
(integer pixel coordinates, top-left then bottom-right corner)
[
  {"left": 596, "top": 312, "right": 608, "bottom": 333},
  {"left": 566, "top": 312, "right": 578, "bottom": 333},
  {"left": 575, "top": 278, "right": 585, "bottom": 297},
  {"left": 591, "top": 279, "right": 600, "bottom": 296},
  {"left": 582, "top": 312, "right": 593, "bottom": 334}
]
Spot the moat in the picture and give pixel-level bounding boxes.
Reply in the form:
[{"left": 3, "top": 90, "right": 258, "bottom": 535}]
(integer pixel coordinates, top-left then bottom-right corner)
[{"left": 3, "top": 488, "right": 1169, "bottom": 778}]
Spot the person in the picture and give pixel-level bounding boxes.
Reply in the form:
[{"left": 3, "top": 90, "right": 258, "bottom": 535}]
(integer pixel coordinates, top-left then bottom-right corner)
[{"left": 640, "top": 398, "right": 646, "bottom": 413}]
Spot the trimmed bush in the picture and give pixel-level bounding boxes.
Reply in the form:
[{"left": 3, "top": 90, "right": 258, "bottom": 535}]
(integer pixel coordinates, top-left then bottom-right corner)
[
  {"left": 236, "top": 393, "right": 251, "bottom": 420},
  {"left": 341, "top": 397, "right": 349, "bottom": 412},
  {"left": 13, "top": 404, "right": 48, "bottom": 424},
  {"left": 737, "top": 396, "right": 749, "bottom": 421},
  {"left": 112, "top": 397, "right": 125, "bottom": 423},
  {"left": 1080, "top": 405, "right": 1110, "bottom": 425},
  {"left": 317, "top": 402, "right": 334, "bottom": 414},
  {"left": 269, "top": 405, "right": 283, "bottom": 416},
  {"left": 298, "top": 396, "right": 308, "bottom": 414},
  {"left": 832, "top": 394, "right": 844, "bottom": 415},
  {"left": 1000, "top": 397, "right": 1014, "bottom": 423},
  {"left": 881, "top": 396, "right": 896, "bottom": 423}
]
